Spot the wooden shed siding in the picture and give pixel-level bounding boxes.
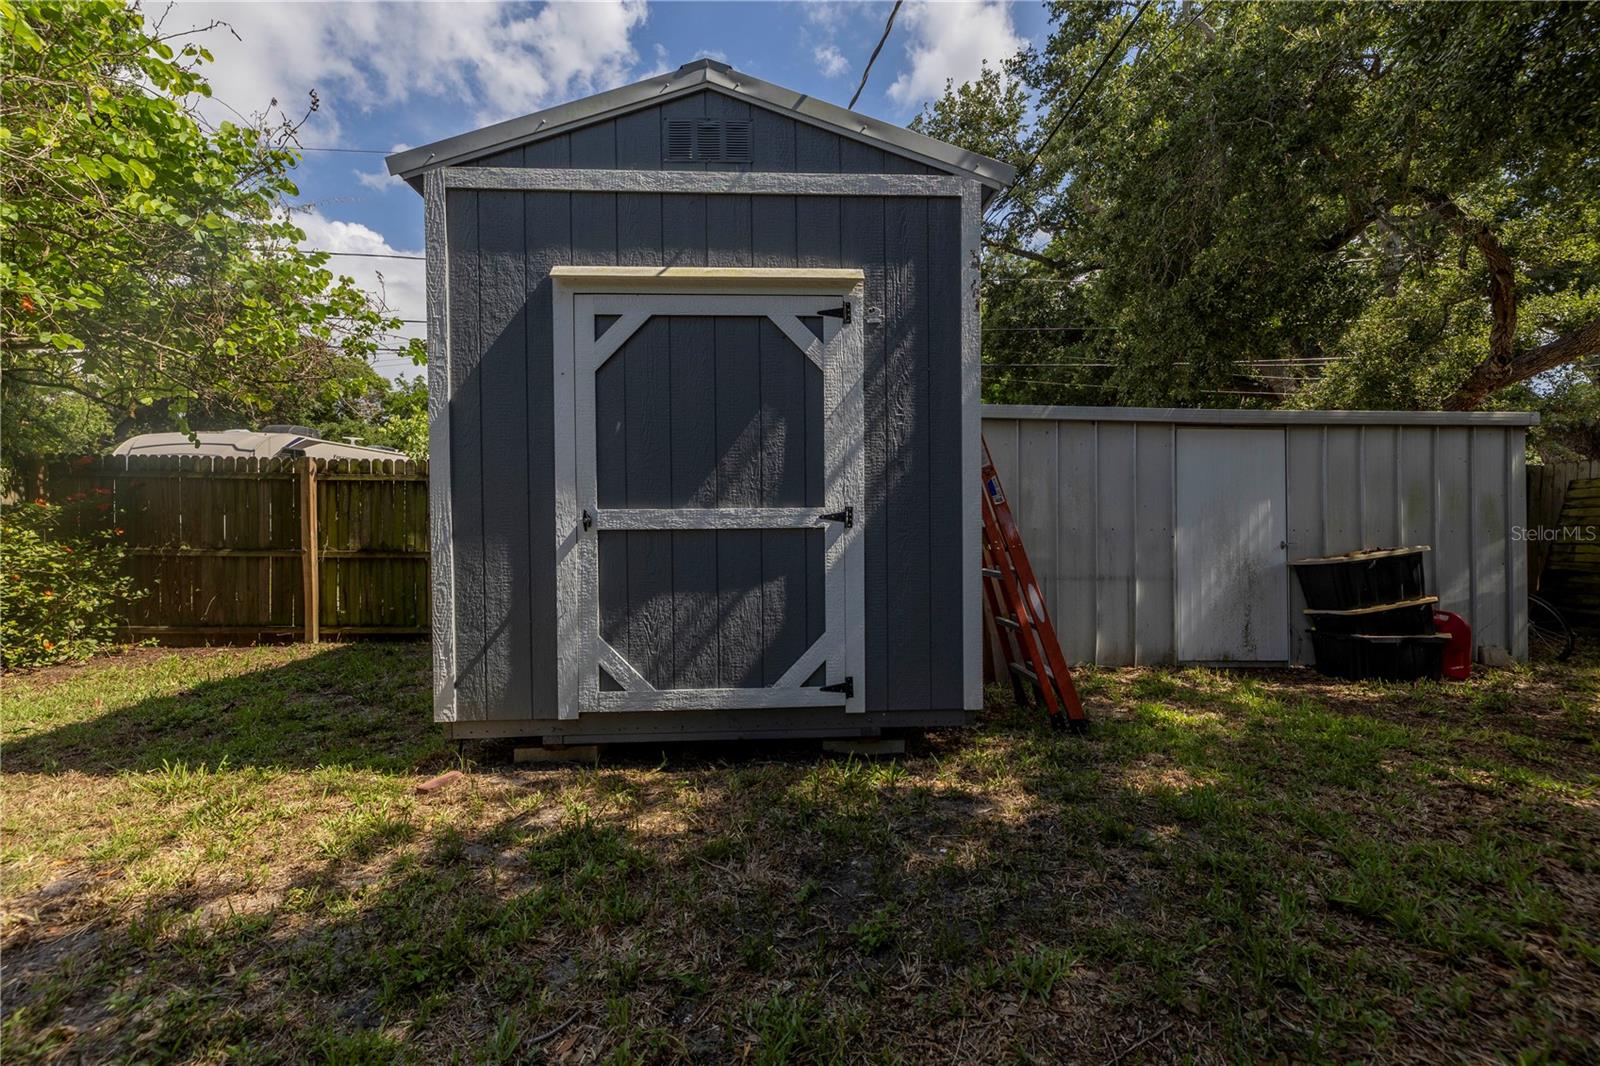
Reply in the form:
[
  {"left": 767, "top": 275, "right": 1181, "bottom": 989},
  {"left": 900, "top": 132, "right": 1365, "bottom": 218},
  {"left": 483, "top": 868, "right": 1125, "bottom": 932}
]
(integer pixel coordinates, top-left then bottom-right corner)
[
  {"left": 467, "top": 91, "right": 938, "bottom": 175},
  {"left": 443, "top": 188, "right": 964, "bottom": 720}
]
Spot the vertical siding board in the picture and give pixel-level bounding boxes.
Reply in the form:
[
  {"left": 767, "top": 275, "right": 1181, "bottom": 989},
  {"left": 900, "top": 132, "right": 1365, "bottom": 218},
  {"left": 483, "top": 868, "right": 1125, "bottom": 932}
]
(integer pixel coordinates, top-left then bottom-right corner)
[
  {"left": 617, "top": 193, "right": 664, "bottom": 266},
  {"left": 615, "top": 107, "right": 662, "bottom": 170},
  {"left": 1508, "top": 433, "right": 1528, "bottom": 659},
  {"left": 662, "top": 194, "right": 708, "bottom": 266},
  {"left": 1016, "top": 419, "right": 1058, "bottom": 623},
  {"left": 445, "top": 189, "right": 487, "bottom": 717},
  {"left": 714, "top": 316, "right": 764, "bottom": 686},
  {"left": 707, "top": 195, "right": 753, "bottom": 266},
  {"left": 751, "top": 196, "right": 798, "bottom": 267},
  {"left": 619, "top": 319, "right": 674, "bottom": 685},
  {"left": 1322, "top": 428, "right": 1363, "bottom": 553},
  {"left": 1095, "top": 424, "right": 1137, "bottom": 665},
  {"left": 526, "top": 190, "right": 570, "bottom": 715},
  {"left": 925, "top": 198, "right": 964, "bottom": 706},
  {"left": 841, "top": 194, "right": 888, "bottom": 709},
  {"left": 1433, "top": 428, "right": 1473, "bottom": 625},
  {"left": 794, "top": 121, "right": 843, "bottom": 173},
  {"left": 476, "top": 190, "right": 532, "bottom": 714},
  {"left": 1133, "top": 423, "right": 1175, "bottom": 664},
  {"left": 1362, "top": 426, "right": 1401, "bottom": 547},
  {"left": 1471, "top": 429, "right": 1509, "bottom": 655},
  {"left": 1397, "top": 427, "right": 1437, "bottom": 593},
  {"left": 1056, "top": 422, "right": 1099, "bottom": 663},
  {"left": 1285, "top": 427, "right": 1325, "bottom": 664},
  {"left": 524, "top": 135, "right": 571, "bottom": 168},
  {"left": 668, "top": 316, "right": 719, "bottom": 687},
  {"left": 882, "top": 196, "right": 930, "bottom": 710},
  {"left": 750, "top": 106, "right": 797, "bottom": 171}
]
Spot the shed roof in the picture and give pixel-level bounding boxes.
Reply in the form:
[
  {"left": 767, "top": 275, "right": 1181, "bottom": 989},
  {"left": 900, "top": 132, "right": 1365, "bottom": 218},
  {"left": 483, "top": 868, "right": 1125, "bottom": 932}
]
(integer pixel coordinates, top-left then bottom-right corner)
[
  {"left": 386, "top": 59, "right": 1016, "bottom": 194},
  {"left": 112, "top": 430, "right": 405, "bottom": 462}
]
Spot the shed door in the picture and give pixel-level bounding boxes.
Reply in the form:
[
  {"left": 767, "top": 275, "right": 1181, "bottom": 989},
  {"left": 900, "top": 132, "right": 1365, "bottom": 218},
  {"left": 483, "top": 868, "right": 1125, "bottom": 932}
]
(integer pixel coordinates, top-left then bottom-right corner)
[
  {"left": 1174, "top": 428, "right": 1289, "bottom": 662},
  {"left": 558, "top": 291, "right": 865, "bottom": 716}
]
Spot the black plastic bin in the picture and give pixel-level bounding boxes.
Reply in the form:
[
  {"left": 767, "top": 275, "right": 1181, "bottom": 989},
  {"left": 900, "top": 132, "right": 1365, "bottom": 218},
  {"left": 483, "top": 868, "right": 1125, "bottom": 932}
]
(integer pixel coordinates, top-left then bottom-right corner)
[
  {"left": 1303, "top": 595, "right": 1438, "bottom": 636},
  {"left": 1289, "top": 546, "right": 1429, "bottom": 611},
  {"left": 1308, "top": 632, "right": 1449, "bottom": 681}
]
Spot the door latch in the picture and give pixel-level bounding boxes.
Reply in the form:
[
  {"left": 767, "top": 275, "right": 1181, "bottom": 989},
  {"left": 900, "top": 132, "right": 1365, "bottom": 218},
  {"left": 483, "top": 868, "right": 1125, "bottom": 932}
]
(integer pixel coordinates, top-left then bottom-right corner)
[
  {"left": 818, "top": 505, "right": 853, "bottom": 528},
  {"left": 820, "top": 676, "right": 854, "bottom": 699},
  {"left": 818, "top": 302, "right": 852, "bottom": 325},
  {"left": 582, "top": 509, "right": 593, "bottom": 531}
]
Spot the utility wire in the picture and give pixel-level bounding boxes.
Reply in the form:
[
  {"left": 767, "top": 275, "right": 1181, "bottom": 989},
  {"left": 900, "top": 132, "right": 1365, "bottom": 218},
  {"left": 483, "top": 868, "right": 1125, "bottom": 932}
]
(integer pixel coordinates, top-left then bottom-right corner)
[
  {"left": 988, "top": 0, "right": 1152, "bottom": 219},
  {"left": 849, "top": 0, "right": 904, "bottom": 110}
]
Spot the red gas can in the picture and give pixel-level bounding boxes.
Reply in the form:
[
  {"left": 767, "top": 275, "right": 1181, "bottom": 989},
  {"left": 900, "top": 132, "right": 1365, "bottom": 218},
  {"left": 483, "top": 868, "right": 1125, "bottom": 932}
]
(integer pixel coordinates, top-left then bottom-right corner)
[{"left": 1433, "top": 610, "right": 1472, "bottom": 680}]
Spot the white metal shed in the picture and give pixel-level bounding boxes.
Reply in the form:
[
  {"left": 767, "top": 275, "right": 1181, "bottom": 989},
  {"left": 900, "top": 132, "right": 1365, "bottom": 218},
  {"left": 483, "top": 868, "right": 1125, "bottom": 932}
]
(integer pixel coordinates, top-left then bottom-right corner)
[{"left": 981, "top": 405, "right": 1538, "bottom": 667}]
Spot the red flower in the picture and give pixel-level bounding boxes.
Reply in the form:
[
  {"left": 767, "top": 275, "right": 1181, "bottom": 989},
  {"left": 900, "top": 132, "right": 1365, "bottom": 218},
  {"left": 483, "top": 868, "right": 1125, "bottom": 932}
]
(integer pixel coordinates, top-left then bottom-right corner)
[
  {"left": 20, "top": 296, "right": 35, "bottom": 313},
  {"left": 33, "top": 498, "right": 47, "bottom": 507},
  {"left": 114, "top": 527, "right": 126, "bottom": 536},
  {"left": 61, "top": 545, "right": 73, "bottom": 554},
  {"left": 42, "top": 589, "right": 55, "bottom": 598}
]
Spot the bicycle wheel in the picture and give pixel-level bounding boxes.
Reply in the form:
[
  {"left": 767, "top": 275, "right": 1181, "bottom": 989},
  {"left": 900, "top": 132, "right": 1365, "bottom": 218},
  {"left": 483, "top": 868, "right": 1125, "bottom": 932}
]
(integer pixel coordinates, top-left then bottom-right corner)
[{"left": 1528, "top": 595, "right": 1576, "bottom": 662}]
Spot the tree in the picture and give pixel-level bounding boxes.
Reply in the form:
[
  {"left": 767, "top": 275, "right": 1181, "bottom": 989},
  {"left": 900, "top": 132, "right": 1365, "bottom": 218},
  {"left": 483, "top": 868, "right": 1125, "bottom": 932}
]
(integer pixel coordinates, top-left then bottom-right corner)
[
  {"left": 314, "top": 372, "right": 430, "bottom": 459},
  {"left": 917, "top": 2, "right": 1600, "bottom": 433},
  {"left": 0, "top": 0, "right": 407, "bottom": 452}
]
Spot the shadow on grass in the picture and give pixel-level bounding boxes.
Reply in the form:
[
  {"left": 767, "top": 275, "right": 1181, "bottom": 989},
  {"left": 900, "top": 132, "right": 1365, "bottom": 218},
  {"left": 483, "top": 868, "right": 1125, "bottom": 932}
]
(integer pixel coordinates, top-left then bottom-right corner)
[
  {"left": 3, "top": 652, "right": 1598, "bottom": 1063},
  {"left": 2, "top": 643, "right": 447, "bottom": 775}
]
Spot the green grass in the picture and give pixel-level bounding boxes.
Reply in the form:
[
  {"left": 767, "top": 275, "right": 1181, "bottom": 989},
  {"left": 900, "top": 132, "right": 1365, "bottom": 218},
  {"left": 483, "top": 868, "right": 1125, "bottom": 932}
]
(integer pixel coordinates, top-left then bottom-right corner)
[{"left": 3, "top": 640, "right": 1598, "bottom": 1063}]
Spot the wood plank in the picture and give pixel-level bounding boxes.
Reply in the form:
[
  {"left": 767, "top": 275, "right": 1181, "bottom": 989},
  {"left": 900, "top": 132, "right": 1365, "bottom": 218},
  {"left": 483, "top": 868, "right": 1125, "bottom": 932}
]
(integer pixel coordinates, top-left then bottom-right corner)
[
  {"left": 883, "top": 196, "right": 930, "bottom": 710},
  {"left": 760, "top": 318, "right": 808, "bottom": 507},
  {"left": 925, "top": 197, "right": 964, "bottom": 704},
  {"left": 669, "top": 316, "right": 718, "bottom": 507},
  {"left": 446, "top": 188, "right": 487, "bottom": 716},
  {"left": 840, "top": 195, "right": 887, "bottom": 708},
  {"left": 477, "top": 188, "right": 532, "bottom": 714}
]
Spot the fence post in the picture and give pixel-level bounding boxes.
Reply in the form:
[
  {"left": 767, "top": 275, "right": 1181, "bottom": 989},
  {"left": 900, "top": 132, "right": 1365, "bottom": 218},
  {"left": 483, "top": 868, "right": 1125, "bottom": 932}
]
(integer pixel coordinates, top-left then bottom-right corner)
[{"left": 300, "top": 457, "right": 321, "bottom": 643}]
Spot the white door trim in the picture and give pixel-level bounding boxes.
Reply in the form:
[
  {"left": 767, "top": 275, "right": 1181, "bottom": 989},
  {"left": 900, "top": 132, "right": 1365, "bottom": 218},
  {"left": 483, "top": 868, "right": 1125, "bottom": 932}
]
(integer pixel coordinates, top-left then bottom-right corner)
[{"left": 553, "top": 273, "right": 866, "bottom": 719}]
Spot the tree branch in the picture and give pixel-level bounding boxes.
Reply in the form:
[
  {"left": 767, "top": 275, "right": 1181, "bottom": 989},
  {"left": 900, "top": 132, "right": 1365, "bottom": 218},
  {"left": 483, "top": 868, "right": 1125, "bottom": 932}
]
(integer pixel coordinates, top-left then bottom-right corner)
[
  {"left": 1443, "top": 317, "right": 1600, "bottom": 410},
  {"left": 982, "top": 237, "right": 1081, "bottom": 273}
]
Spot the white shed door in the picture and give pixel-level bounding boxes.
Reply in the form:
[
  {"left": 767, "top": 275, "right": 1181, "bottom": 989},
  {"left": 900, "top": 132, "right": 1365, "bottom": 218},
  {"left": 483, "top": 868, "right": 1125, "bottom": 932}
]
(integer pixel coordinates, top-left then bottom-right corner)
[
  {"left": 1174, "top": 428, "right": 1289, "bottom": 663},
  {"left": 555, "top": 290, "right": 865, "bottom": 717}
]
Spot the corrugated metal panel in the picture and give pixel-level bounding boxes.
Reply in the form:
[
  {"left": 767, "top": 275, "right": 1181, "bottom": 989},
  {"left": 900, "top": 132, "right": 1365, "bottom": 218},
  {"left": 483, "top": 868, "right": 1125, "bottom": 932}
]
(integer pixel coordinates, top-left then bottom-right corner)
[{"left": 982, "top": 410, "right": 1530, "bottom": 666}]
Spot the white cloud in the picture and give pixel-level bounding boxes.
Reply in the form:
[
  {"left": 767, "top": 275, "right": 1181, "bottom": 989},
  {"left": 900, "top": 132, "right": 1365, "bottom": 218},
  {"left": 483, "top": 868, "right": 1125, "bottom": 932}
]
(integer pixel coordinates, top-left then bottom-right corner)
[
  {"left": 354, "top": 143, "right": 411, "bottom": 194},
  {"left": 166, "top": 1, "right": 651, "bottom": 138},
  {"left": 355, "top": 166, "right": 403, "bottom": 192},
  {"left": 814, "top": 44, "right": 850, "bottom": 78},
  {"left": 293, "top": 209, "right": 425, "bottom": 375},
  {"left": 885, "top": 1, "right": 1023, "bottom": 109}
]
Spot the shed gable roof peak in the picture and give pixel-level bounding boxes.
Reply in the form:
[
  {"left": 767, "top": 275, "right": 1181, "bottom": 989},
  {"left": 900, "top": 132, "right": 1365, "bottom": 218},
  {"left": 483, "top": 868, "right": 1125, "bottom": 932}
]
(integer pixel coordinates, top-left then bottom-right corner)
[{"left": 386, "top": 60, "right": 1015, "bottom": 193}]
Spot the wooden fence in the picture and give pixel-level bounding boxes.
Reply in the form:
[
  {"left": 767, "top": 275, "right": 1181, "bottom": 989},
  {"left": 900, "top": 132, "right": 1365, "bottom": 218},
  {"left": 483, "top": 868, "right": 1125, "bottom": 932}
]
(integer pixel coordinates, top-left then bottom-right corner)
[
  {"left": 30, "top": 456, "right": 429, "bottom": 640},
  {"left": 1527, "top": 460, "right": 1600, "bottom": 590}
]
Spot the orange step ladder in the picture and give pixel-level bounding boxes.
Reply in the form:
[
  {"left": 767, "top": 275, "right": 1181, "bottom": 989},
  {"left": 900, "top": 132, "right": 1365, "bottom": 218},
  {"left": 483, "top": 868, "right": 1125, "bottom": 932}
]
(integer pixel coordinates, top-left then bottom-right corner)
[{"left": 981, "top": 437, "right": 1088, "bottom": 732}]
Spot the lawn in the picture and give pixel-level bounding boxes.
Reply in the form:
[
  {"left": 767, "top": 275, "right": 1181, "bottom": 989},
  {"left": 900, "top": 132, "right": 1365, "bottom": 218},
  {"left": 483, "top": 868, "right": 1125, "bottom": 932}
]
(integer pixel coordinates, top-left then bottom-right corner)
[{"left": 2, "top": 641, "right": 1597, "bottom": 1063}]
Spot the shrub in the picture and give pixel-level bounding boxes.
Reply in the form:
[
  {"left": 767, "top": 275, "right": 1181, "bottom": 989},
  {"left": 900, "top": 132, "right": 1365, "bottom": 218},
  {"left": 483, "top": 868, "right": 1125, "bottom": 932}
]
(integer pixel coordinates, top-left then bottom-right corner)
[{"left": 1, "top": 494, "right": 138, "bottom": 669}]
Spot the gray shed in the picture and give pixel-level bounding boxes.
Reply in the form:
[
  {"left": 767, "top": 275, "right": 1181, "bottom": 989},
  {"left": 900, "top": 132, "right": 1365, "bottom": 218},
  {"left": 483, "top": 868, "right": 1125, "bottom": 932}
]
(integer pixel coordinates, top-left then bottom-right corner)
[{"left": 390, "top": 61, "right": 1012, "bottom": 742}]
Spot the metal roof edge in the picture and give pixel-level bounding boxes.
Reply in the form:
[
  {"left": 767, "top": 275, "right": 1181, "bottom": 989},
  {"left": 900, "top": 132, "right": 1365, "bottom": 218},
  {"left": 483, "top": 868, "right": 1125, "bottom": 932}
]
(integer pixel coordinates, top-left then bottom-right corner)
[
  {"left": 981, "top": 405, "right": 1541, "bottom": 427},
  {"left": 387, "top": 59, "right": 1015, "bottom": 192}
]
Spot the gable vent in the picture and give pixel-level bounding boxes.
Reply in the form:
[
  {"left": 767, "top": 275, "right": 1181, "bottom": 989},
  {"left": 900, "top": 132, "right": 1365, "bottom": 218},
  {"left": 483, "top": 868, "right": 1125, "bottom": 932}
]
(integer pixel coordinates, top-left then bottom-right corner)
[{"left": 663, "top": 118, "right": 752, "bottom": 163}]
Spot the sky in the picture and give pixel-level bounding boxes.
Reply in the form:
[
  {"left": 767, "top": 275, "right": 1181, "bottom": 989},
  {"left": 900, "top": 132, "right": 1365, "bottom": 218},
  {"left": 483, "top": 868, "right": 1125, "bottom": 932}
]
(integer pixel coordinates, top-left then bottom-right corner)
[{"left": 161, "top": 1, "right": 1051, "bottom": 379}]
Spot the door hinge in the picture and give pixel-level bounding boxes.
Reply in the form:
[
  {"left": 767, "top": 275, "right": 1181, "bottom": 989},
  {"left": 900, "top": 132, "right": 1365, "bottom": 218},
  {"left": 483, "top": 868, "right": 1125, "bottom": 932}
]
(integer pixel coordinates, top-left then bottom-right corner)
[
  {"left": 821, "top": 676, "right": 854, "bottom": 699},
  {"left": 818, "top": 505, "right": 853, "bottom": 528},
  {"left": 818, "top": 302, "right": 852, "bottom": 325},
  {"left": 582, "top": 509, "right": 593, "bottom": 531}
]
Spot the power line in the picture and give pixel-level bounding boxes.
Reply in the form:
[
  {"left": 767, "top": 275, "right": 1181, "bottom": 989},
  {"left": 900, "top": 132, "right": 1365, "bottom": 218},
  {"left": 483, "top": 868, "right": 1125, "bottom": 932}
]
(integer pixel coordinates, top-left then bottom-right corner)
[
  {"left": 989, "top": 0, "right": 1151, "bottom": 219},
  {"left": 849, "top": 0, "right": 904, "bottom": 110},
  {"left": 299, "top": 146, "right": 393, "bottom": 155},
  {"left": 308, "top": 250, "right": 425, "bottom": 261}
]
